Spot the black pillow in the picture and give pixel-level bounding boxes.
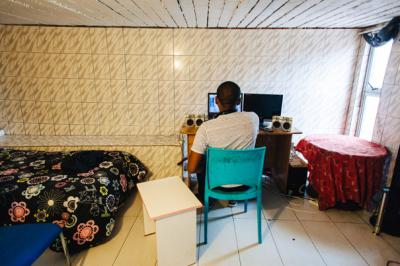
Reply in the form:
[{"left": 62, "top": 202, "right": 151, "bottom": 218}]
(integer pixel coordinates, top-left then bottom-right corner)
[{"left": 61, "top": 151, "right": 107, "bottom": 175}]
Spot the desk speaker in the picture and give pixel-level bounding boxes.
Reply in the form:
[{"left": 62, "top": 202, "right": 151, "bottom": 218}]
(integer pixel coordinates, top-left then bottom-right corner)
[
  {"left": 195, "top": 115, "right": 205, "bottom": 127},
  {"left": 282, "top": 117, "right": 293, "bottom": 131},
  {"left": 272, "top": 116, "right": 293, "bottom": 131},
  {"left": 184, "top": 114, "right": 206, "bottom": 127},
  {"left": 184, "top": 114, "right": 195, "bottom": 127},
  {"left": 272, "top": 116, "right": 282, "bottom": 130}
]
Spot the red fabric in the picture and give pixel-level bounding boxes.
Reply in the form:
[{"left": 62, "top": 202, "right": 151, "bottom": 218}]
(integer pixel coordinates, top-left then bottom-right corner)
[{"left": 296, "top": 134, "right": 387, "bottom": 210}]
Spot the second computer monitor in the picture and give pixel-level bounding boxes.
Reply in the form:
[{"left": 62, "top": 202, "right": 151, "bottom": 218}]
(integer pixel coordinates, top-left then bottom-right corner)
[{"left": 243, "top": 93, "right": 283, "bottom": 120}]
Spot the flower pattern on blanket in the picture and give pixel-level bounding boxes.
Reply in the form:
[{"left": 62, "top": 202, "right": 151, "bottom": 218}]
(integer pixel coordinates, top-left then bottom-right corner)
[
  {"left": 0, "top": 148, "right": 148, "bottom": 253},
  {"left": 73, "top": 220, "right": 100, "bottom": 245},
  {"left": 8, "top": 201, "right": 31, "bottom": 222}
]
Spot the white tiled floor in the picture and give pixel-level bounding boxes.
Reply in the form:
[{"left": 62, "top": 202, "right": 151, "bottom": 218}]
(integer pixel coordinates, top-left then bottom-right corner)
[{"left": 35, "top": 180, "right": 400, "bottom": 266}]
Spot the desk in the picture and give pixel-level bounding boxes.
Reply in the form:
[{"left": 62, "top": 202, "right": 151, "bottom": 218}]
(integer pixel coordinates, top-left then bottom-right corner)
[
  {"left": 180, "top": 125, "right": 302, "bottom": 193},
  {"left": 137, "top": 176, "right": 202, "bottom": 266},
  {"left": 296, "top": 134, "right": 387, "bottom": 210}
]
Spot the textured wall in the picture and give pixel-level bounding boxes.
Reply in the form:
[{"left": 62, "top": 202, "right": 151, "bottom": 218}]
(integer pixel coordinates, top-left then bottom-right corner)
[
  {"left": 372, "top": 38, "right": 400, "bottom": 183},
  {"left": 0, "top": 26, "right": 360, "bottom": 140},
  {"left": 344, "top": 42, "right": 369, "bottom": 136}
]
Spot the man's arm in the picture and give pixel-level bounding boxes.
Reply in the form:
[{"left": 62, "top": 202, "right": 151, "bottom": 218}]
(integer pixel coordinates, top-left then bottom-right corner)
[
  {"left": 188, "top": 151, "right": 204, "bottom": 174},
  {"left": 188, "top": 124, "right": 207, "bottom": 174}
]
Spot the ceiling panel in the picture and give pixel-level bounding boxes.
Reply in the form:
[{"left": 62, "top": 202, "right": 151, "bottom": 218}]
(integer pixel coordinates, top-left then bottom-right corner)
[
  {"left": 193, "top": 0, "right": 208, "bottom": 27},
  {"left": 227, "top": 0, "right": 258, "bottom": 27},
  {"left": 300, "top": 0, "right": 369, "bottom": 27},
  {"left": 257, "top": 1, "right": 306, "bottom": 28},
  {"left": 281, "top": 0, "right": 349, "bottom": 28},
  {"left": 237, "top": 0, "right": 273, "bottom": 27},
  {"left": 0, "top": 0, "right": 399, "bottom": 28},
  {"left": 271, "top": 0, "right": 323, "bottom": 27},
  {"left": 218, "top": 0, "right": 240, "bottom": 27},
  {"left": 163, "top": 0, "right": 187, "bottom": 27},
  {"left": 246, "top": 0, "right": 291, "bottom": 28},
  {"left": 179, "top": 0, "right": 197, "bottom": 27},
  {"left": 208, "top": 0, "right": 224, "bottom": 27}
]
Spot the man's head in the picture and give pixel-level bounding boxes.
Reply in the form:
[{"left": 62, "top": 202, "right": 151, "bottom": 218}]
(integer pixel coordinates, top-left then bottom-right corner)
[{"left": 216, "top": 81, "right": 241, "bottom": 112}]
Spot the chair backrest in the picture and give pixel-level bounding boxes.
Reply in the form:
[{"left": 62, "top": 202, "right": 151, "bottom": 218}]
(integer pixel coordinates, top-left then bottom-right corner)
[{"left": 205, "top": 147, "right": 266, "bottom": 190}]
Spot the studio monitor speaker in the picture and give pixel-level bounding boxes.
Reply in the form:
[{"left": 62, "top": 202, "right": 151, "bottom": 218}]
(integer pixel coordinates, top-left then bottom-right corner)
[
  {"left": 195, "top": 114, "right": 205, "bottom": 127},
  {"left": 184, "top": 114, "right": 206, "bottom": 127},
  {"left": 272, "top": 116, "right": 293, "bottom": 131},
  {"left": 184, "top": 114, "right": 195, "bottom": 127},
  {"left": 282, "top": 117, "right": 293, "bottom": 131},
  {"left": 272, "top": 116, "right": 282, "bottom": 130}
]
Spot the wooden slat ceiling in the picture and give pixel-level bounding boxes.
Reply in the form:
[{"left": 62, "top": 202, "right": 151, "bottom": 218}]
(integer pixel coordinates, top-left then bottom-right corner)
[{"left": 0, "top": 0, "right": 399, "bottom": 28}]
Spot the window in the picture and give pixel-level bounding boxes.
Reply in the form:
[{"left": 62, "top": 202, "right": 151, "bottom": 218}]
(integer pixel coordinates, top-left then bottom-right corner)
[{"left": 357, "top": 40, "right": 393, "bottom": 141}]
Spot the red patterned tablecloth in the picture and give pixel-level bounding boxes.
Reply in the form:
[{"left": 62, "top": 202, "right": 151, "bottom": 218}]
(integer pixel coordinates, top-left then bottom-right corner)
[{"left": 296, "top": 134, "right": 387, "bottom": 210}]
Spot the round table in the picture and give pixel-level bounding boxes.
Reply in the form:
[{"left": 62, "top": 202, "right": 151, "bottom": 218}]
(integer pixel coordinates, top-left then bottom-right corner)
[{"left": 296, "top": 134, "right": 387, "bottom": 210}]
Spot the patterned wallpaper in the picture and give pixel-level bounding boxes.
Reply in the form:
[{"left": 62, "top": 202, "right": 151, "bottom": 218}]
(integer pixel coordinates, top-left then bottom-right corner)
[
  {"left": 0, "top": 26, "right": 360, "bottom": 140},
  {"left": 372, "top": 38, "right": 400, "bottom": 183}
]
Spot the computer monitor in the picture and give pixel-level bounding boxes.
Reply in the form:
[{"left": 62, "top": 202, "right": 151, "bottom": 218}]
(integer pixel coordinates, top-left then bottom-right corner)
[
  {"left": 243, "top": 93, "right": 283, "bottom": 121},
  {"left": 208, "top": 93, "right": 242, "bottom": 119}
]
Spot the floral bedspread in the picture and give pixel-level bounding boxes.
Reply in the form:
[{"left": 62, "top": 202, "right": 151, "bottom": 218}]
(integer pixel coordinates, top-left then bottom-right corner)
[{"left": 0, "top": 148, "right": 147, "bottom": 253}]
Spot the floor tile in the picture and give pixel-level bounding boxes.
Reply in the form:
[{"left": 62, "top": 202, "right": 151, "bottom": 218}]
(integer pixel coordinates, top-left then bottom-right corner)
[
  {"left": 355, "top": 209, "right": 372, "bottom": 224},
  {"left": 235, "top": 218, "right": 283, "bottom": 266},
  {"left": 204, "top": 200, "right": 233, "bottom": 220},
  {"left": 34, "top": 180, "right": 400, "bottom": 266},
  {"left": 114, "top": 213, "right": 157, "bottom": 266},
  {"left": 33, "top": 249, "right": 73, "bottom": 266},
  {"left": 294, "top": 209, "right": 330, "bottom": 222},
  {"left": 231, "top": 199, "right": 266, "bottom": 220},
  {"left": 288, "top": 198, "right": 330, "bottom": 222},
  {"left": 301, "top": 221, "right": 367, "bottom": 266},
  {"left": 73, "top": 216, "right": 137, "bottom": 266},
  {"left": 325, "top": 209, "right": 365, "bottom": 223},
  {"left": 262, "top": 192, "right": 297, "bottom": 221},
  {"left": 198, "top": 217, "right": 241, "bottom": 266},
  {"left": 382, "top": 233, "right": 400, "bottom": 254},
  {"left": 268, "top": 219, "right": 325, "bottom": 266},
  {"left": 336, "top": 222, "right": 400, "bottom": 265}
]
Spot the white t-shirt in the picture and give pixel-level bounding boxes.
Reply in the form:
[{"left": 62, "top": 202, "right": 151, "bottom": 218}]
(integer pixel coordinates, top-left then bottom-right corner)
[{"left": 191, "top": 111, "right": 259, "bottom": 155}]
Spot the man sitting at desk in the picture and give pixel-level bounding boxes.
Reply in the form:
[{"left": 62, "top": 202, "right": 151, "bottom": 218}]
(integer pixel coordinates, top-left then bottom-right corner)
[{"left": 188, "top": 81, "right": 259, "bottom": 206}]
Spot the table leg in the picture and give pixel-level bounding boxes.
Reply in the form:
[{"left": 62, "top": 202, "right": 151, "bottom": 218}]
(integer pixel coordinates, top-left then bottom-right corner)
[
  {"left": 269, "top": 134, "right": 292, "bottom": 194},
  {"left": 155, "top": 210, "right": 196, "bottom": 266},
  {"left": 143, "top": 203, "right": 155, "bottom": 235}
]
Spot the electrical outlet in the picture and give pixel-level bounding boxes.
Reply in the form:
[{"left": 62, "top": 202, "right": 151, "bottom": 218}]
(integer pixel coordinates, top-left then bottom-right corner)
[{"left": 0, "top": 129, "right": 4, "bottom": 136}]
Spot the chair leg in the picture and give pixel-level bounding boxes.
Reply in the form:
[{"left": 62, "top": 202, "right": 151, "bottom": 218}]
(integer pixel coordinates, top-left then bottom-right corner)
[
  {"left": 257, "top": 196, "right": 262, "bottom": 244},
  {"left": 59, "top": 232, "right": 71, "bottom": 266},
  {"left": 204, "top": 196, "right": 209, "bottom": 244},
  {"left": 244, "top": 200, "right": 248, "bottom": 213}
]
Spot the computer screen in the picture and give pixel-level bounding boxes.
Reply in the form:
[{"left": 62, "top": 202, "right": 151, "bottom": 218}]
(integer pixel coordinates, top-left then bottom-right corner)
[
  {"left": 208, "top": 93, "right": 242, "bottom": 119},
  {"left": 243, "top": 93, "right": 283, "bottom": 120}
]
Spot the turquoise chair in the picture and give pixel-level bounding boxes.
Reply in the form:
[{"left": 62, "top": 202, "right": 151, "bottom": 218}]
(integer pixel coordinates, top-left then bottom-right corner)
[{"left": 204, "top": 147, "right": 266, "bottom": 244}]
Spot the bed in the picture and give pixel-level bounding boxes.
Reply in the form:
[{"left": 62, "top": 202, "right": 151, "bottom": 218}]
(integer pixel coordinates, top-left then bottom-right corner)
[{"left": 0, "top": 148, "right": 148, "bottom": 253}]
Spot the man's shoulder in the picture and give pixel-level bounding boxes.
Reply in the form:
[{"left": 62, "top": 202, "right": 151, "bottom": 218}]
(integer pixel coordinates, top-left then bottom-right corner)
[
  {"left": 204, "top": 112, "right": 258, "bottom": 127},
  {"left": 240, "top": 111, "right": 258, "bottom": 118},
  {"left": 236, "top": 111, "right": 259, "bottom": 122}
]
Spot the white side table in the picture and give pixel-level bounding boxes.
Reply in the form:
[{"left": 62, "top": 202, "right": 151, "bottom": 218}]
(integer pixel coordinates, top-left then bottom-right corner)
[{"left": 137, "top": 176, "right": 202, "bottom": 266}]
